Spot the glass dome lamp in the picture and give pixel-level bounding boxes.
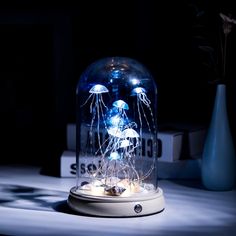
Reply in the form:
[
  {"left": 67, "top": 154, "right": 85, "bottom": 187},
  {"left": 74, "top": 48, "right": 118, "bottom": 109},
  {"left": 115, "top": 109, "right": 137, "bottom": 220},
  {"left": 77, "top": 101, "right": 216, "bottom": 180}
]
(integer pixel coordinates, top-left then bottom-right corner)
[{"left": 68, "top": 57, "right": 165, "bottom": 217}]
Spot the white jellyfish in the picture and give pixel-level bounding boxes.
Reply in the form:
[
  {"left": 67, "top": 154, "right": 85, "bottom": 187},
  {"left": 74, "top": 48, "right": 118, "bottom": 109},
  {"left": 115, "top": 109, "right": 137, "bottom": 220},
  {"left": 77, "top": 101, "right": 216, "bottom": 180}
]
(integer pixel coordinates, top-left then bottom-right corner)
[
  {"left": 121, "top": 128, "right": 140, "bottom": 157},
  {"left": 131, "top": 87, "right": 155, "bottom": 132},
  {"left": 113, "top": 100, "right": 129, "bottom": 110},
  {"left": 131, "top": 87, "right": 150, "bottom": 105},
  {"left": 131, "top": 87, "right": 156, "bottom": 182},
  {"left": 81, "top": 84, "right": 109, "bottom": 156},
  {"left": 122, "top": 128, "right": 139, "bottom": 138},
  {"left": 108, "top": 151, "right": 121, "bottom": 161},
  {"left": 89, "top": 84, "right": 108, "bottom": 93}
]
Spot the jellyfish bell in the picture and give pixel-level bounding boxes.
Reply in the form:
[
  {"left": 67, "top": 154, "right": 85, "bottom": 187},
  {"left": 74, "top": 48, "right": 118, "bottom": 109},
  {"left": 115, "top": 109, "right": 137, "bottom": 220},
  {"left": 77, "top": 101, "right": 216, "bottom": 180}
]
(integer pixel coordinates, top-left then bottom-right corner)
[
  {"left": 108, "top": 151, "right": 121, "bottom": 161},
  {"left": 89, "top": 84, "right": 109, "bottom": 94},
  {"left": 122, "top": 128, "right": 140, "bottom": 138},
  {"left": 113, "top": 100, "right": 129, "bottom": 110},
  {"left": 131, "top": 87, "right": 147, "bottom": 96}
]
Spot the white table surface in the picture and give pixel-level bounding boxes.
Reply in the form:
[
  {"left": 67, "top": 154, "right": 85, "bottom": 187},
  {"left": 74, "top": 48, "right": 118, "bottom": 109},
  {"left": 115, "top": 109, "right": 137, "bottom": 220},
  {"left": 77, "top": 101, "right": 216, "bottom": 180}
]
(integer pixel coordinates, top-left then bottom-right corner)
[{"left": 0, "top": 165, "right": 235, "bottom": 236}]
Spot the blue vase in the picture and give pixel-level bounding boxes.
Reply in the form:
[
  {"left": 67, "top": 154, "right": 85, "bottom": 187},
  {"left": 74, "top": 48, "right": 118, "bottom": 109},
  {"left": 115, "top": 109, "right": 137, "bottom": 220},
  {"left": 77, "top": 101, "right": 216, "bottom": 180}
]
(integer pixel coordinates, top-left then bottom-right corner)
[{"left": 201, "top": 84, "right": 236, "bottom": 191}]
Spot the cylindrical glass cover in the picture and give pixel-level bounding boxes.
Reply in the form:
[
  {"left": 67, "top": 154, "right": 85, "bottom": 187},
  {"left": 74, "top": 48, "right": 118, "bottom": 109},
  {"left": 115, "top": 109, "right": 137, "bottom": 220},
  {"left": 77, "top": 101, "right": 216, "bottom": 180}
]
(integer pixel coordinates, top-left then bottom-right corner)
[{"left": 76, "top": 57, "right": 158, "bottom": 198}]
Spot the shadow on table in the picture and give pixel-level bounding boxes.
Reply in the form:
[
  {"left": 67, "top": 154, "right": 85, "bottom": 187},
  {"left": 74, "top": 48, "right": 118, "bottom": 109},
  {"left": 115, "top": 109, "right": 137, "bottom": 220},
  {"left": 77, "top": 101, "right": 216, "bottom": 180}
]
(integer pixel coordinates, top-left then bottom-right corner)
[
  {"left": 0, "top": 183, "right": 76, "bottom": 215},
  {"left": 0, "top": 183, "right": 109, "bottom": 217},
  {"left": 52, "top": 200, "right": 76, "bottom": 214}
]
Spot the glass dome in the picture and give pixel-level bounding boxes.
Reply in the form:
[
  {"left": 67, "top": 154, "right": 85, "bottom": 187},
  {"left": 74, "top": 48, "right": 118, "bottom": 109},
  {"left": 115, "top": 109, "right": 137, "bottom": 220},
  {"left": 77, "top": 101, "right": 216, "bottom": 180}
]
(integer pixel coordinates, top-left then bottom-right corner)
[{"left": 68, "top": 57, "right": 165, "bottom": 217}]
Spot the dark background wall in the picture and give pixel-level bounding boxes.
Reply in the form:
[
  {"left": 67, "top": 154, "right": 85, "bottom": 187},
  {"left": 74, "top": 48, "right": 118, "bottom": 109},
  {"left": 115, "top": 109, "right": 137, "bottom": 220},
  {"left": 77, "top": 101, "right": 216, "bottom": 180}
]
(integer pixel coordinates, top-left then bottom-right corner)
[{"left": 0, "top": 1, "right": 235, "bottom": 176}]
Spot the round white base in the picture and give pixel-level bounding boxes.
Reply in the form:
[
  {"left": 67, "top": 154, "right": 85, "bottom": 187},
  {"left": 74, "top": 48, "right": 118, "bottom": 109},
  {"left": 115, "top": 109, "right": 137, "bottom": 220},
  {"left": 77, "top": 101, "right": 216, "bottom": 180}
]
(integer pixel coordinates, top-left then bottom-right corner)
[{"left": 68, "top": 187, "right": 165, "bottom": 217}]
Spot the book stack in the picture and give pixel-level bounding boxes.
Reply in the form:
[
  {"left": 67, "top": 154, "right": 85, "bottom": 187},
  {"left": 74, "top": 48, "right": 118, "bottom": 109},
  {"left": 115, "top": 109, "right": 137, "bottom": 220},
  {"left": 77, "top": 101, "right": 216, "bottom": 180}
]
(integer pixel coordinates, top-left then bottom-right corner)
[{"left": 60, "top": 123, "right": 205, "bottom": 179}]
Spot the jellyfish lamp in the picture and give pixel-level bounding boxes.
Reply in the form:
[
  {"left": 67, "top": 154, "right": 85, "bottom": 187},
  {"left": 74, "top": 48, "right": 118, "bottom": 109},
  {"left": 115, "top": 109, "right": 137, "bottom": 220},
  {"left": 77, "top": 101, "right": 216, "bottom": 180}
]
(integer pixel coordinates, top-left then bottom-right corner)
[{"left": 68, "top": 57, "right": 165, "bottom": 217}]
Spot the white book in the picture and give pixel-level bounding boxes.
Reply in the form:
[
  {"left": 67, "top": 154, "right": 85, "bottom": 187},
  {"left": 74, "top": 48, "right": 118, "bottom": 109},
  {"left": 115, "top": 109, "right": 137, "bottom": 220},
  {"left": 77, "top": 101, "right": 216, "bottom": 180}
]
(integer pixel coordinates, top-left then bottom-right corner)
[
  {"left": 66, "top": 122, "right": 207, "bottom": 162},
  {"left": 159, "top": 122, "right": 207, "bottom": 159},
  {"left": 60, "top": 150, "right": 201, "bottom": 179},
  {"left": 66, "top": 123, "right": 184, "bottom": 163}
]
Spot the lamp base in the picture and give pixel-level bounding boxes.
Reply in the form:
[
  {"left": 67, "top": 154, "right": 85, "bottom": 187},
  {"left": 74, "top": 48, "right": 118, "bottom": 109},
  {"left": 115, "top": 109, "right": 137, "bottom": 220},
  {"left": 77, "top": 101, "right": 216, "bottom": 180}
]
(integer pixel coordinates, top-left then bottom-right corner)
[{"left": 67, "top": 187, "right": 165, "bottom": 217}]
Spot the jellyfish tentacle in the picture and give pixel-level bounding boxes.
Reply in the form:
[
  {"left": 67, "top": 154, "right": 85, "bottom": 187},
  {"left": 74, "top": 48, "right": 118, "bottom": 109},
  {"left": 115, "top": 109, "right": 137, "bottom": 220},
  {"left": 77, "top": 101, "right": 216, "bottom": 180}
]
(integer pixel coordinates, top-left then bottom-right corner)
[
  {"left": 89, "top": 84, "right": 109, "bottom": 94},
  {"left": 139, "top": 93, "right": 151, "bottom": 106},
  {"left": 89, "top": 101, "right": 97, "bottom": 155},
  {"left": 138, "top": 92, "right": 155, "bottom": 131},
  {"left": 137, "top": 96, "right": 143, "bottom": 159},
  {"left": 90, "top": 94, "right": 95, "bottom": 113},
  {"left": 100, "top": 95, "right": 109, "bottom": 130},
  {"left": 96, "top": 94, "right": 104, "bottom": 155},
  {"left": 100, "top": 94, "right": 108, "bottom": 110},
  {"left": 80, "top": 93, "right": 93, "bottom": 108},
  {"left": 95, "top": 135, "right": 109, "bottom": 155},
  {"left": 140, "top": 162, "right": 155, "bottom": 181},
  {"left": 128, "top": 153, "right": 140, "bottom": 182},
  {"left": 140, "top": 100, "right": 151, "bottom": 132}
]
